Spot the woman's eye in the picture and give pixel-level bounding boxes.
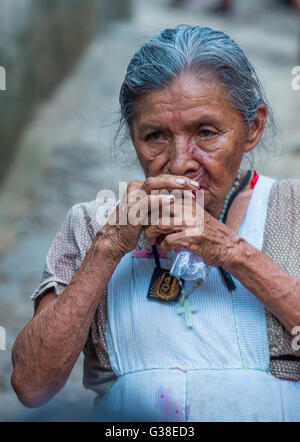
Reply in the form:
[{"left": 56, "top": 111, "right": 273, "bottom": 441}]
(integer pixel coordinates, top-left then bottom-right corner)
[
  {"left": 198, "top": 129, "right": 216, "bottom": 139},
  {"left": 146, "top": 132, "right": 164, "bottom": 142}
]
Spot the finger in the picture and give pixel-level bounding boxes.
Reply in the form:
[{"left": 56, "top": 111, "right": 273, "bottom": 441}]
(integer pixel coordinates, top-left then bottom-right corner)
[
  {"left": 147, "top": 194, "right": 177, "bottom": 225},
  {"left": 145, "top": 194, "right": 200, "bottom": 228},
  {"left": 142, "top": 174, "right": 200, "bottom": 195},
  {"left": 127, "top": 191, "right": 200, "bottom": 226},
  {"left": 145, "top": 223, "right": 183, "bottom": 246},
  {"left": 128, "top": 194, "right": 175, "bottom": 226},
  {"left": 170, "top": 193, "right": 204, "bottom": 228},
  {"left": 160, "top": 231, "right": 190, "bottom": 253}
]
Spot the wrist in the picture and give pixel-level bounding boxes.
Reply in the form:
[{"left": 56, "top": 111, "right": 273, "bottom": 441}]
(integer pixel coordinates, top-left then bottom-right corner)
[
  {"left": 223, "top": 236, "right": 250, "bottom": 274},
  {"left": 94, "top": 226, "right": 127, "bottom": 264}
]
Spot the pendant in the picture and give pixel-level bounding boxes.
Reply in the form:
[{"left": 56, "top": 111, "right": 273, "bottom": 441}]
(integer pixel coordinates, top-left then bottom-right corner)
[
  {"left": 147, "top": 266, "right": 183, "bottom": 303},
  {"left": 177, "top": 297, "right": 198, "bottom": 328}
]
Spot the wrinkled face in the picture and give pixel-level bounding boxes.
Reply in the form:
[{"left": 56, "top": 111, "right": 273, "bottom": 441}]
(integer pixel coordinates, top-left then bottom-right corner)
[{"left": 131, "top": 72, "right": 257, "bottom": 216}]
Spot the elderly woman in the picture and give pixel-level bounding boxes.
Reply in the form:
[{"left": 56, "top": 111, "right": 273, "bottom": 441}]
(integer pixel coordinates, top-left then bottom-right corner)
[{"left": 11, "top": 26, "right": 300, "bottom": 422}]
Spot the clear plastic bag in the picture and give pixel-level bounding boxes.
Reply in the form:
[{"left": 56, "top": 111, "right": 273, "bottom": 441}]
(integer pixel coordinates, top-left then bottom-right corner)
[{"left": 169, "top": 249, "right": 210, "bottom": 281}]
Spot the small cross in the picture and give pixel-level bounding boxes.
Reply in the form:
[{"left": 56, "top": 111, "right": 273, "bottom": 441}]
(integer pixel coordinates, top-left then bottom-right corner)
[{"left": 177, "top": 298, "right": 198, "bottom": 328}]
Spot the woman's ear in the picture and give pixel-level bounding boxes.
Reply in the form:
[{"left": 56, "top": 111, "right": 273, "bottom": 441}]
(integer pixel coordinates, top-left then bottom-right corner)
[{"left": 244, "top": 105, "right": 268, "bottom": 153}]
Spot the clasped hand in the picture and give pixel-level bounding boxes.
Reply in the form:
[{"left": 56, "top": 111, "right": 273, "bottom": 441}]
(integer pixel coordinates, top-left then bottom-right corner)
[{"left": 103, "top": 174, "right": 239, "bottom": 267}]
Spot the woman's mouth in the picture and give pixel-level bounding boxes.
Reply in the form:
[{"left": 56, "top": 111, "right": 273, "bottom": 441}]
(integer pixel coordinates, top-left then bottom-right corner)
[{"left": 185, "top": 167, "right": 209, "bottom": 188}]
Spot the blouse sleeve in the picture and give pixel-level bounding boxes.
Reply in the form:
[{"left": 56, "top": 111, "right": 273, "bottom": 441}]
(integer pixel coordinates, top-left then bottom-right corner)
[{"left": 31, "top": 203, "right": 94, "bottom": 310}]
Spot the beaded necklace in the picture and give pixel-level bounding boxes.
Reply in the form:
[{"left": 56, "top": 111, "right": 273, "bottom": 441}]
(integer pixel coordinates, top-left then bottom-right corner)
[{"left": 151, "top": 169, "right": 253, "bottom": 328}]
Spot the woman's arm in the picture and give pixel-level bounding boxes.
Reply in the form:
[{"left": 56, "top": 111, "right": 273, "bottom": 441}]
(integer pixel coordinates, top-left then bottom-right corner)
[
  {"left": 11, "top": 175, "right": 197, "bottom": 408},
  {"left": 225, "top": 238, "right": 300, "bottom": 334},
  {"left": 11, "top": 230, "right": 122, "bottom": 408}
]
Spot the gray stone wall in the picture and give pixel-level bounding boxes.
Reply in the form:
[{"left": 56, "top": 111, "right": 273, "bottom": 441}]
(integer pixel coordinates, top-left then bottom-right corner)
[{"left": 0, "top": 0, "right": 131, "bottom": 183}]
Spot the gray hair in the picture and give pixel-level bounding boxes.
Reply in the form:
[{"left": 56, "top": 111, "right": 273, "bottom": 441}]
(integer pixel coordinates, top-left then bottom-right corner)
[{"left": 115, "top": 25, "right": 277, "bottom": 166}]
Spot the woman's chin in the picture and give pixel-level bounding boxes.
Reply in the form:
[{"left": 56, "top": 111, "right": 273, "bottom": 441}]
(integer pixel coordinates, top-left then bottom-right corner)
[
  {"left": 201, "top": 188, "right": 211, "bottom": 206},
  {"left": 202, "top": 192, "right": 219, "bottom": 217}
]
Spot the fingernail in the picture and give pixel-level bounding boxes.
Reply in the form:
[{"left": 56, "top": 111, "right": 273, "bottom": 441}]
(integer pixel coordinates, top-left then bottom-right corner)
[
  {"left": 190, "top": 180, "right": 200, "bottom": 188},
  {"left": 175, "top": 178, "right": 186, "bottom": 185}
]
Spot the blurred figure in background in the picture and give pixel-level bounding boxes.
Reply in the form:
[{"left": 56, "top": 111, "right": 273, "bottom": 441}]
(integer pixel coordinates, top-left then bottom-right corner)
[
  {"left": 294, "top": 0, "right": 300, "bottom": 63},
  {"left": 211, "top": 0, "right": 300, "bottom": 15},
  {"left": 285, "top": 0, "right": 300, "bottom": 10},
  {"left": 170, "top": 0, "right": 185, "bottom": 6},
  {"left": 210, "top": 0, "right": 232, "bottom": 14},
  {"left": 170, "top": 0, "right": 232, "bottom": 11},
  {"left": 293, "top": 0, "right": 300, "bottom": 12}
]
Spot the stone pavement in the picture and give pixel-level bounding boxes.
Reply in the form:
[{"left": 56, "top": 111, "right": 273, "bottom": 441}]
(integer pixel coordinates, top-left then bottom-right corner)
[{"left": 0, "top": 0, "right": 299, "bottom": 421}]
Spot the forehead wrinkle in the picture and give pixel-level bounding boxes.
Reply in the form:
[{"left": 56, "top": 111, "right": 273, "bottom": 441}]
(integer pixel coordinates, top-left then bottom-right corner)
[
  {"left": 137, "top": 101, "right": 234, "bottom": 134},
  {"left": 134, "top": 75, "right": 242, "bottom": 132}
]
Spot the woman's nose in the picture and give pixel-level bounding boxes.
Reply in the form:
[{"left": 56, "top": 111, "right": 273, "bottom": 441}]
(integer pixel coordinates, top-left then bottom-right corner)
[{"left": 168, "top": 138, "right": 199, "bottom": 176}]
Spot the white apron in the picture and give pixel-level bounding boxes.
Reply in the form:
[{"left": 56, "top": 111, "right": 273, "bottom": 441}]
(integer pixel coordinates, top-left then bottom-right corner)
[{"left": 94, "top": 176, "right": 300, "bottom": 422}]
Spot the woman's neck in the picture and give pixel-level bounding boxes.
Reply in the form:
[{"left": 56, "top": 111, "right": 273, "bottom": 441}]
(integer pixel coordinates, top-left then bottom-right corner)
[
  {"left": 207, "top": 170, "right": 253, "bottom": 228},
  {"left": 225, "top": 171, "right": 254, "bottom": 233}
]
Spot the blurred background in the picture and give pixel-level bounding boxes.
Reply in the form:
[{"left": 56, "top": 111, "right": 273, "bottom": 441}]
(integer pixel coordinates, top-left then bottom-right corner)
[{"left": 0, "top": 0, "right": 299, "bottom": 421}]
